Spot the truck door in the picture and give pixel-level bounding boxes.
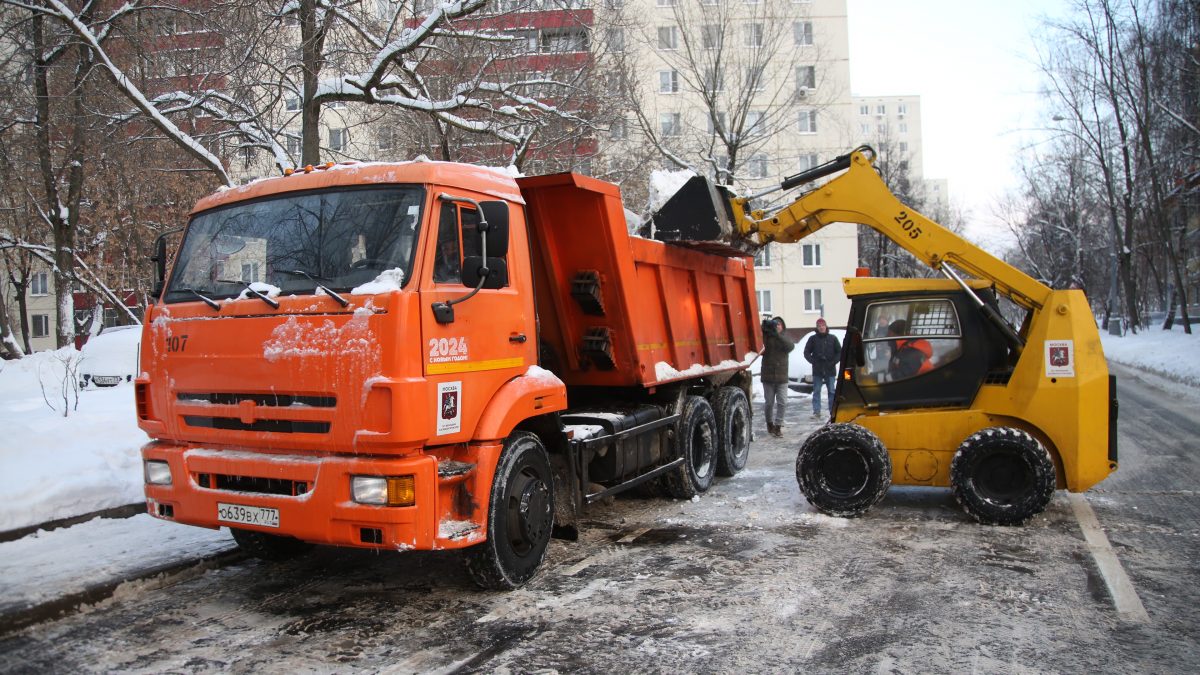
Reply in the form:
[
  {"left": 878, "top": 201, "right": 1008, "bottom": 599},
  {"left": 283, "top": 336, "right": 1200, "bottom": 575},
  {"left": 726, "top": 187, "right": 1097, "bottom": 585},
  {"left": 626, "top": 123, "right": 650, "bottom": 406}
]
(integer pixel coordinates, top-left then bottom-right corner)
[{"left": 419, "top": 197, "right": 535, "bottom": 442}]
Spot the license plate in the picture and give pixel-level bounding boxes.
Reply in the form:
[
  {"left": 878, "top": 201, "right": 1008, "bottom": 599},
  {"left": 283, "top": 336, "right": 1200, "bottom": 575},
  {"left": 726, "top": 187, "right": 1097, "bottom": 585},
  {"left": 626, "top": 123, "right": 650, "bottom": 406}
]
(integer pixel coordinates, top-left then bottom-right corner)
[
  {"left": 217, "top": 503, "right": 279, "bottom": 528},
  {"left": 93, "top": 375, "right": 121, "bottom": 386}
]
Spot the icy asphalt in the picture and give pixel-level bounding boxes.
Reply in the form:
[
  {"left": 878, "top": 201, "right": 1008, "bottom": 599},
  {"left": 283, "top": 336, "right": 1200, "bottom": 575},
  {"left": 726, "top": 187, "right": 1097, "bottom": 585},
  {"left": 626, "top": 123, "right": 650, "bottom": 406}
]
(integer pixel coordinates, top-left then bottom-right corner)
[{"left": 1, "top": 361, "right": 1199, "bottom": 673}]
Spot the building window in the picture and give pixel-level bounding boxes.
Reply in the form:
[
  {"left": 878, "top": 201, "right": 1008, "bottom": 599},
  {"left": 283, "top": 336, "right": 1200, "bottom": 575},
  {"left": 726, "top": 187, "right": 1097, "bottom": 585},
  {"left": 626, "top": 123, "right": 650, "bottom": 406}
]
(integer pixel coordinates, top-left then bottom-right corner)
[
  {"left": 30, "top": 271, "right": 49, "bottom": 296},
  {"left": 286, "top": 136, "right": 301, "bottom": 155},
  {"left": 802, "top": 243, "right": 821, "bottom": 267},
  {"left": 798, "top": 153, "right": 818, "bottom": 171},
  {"left": 378, "top": 128, "right": 395, "bottom": 151},
  {"left": 658, "top": 26, "right": 678, "bottom": 50},
  {"left": 794, "top": 21, "right": 813, "bottom": 46},
  {"left": 804, "top": 288, "right": 822, "bottom": 313},
  {"left": 747, "top": 66, "right": 765, "bottom": 91},
  {"left": 757, "top": 289, "right": 772, "bottom": 315},
  {"left": 707, "top": 111, "right": 727, "bottom": 135},
  {"left": 877, "top": 123, "right": 887, "bottom": 134},
  {"left": 607, "top": 27, "right": 624, "bottom": 52},
  {"left": 746, "top": 110, "right": 764, "bottom": 136},
  {"left": 747, "top": 154, "right": 768, "bottom": 179},
  {"left": 659, "top": 70, "right": 679, "bottom": 94},
  {"left": 744, "top": 23, "right": 763, "bottom": 48},
  {"left": 656, "top": 0, "right": 676, "bottom": 6},
  {"left": 610, "top": 118, "right": 627, "bottom": 140},
  {"left": 541, "top": 28, "right": 588, "bottom": 53},
  {"left": 326, "top": 100, "right": 346, "bottom": 110},
  {"left": 796, "top": 65, "right": 815, "bottom": 91},
  {"left": 241, "top": 262, "right": 261, "bottom": 283},
  {"left": 860, "top": 123, "right": 870, "bottom": 134},
  {"left": 703, "top": 66, "right": 724, "bottom": 93},
  {"left": 898, "top": 103, "right": 908, "bottom": 115},
  {"left": 285, "top": 96, "right": 301, "bottom": 112},
  {"left": 701, "top": 24, "right": 719, "bottom": 50},
  {"left": 899, "top": 122, "right": 908, "bottom": 133},
  {"left": 798, "top": 109, "right": 817, "bottom": 133},
  {"left": 899, "top": 141, "right": 908, "bottom": 153},
  {"left": 754, "top": 245, "right": 771, "bottom": 268},
  {"left": 876, "top": 104, "right": 886, "bottom": 115},
  {"left": 660, "top": 112, "right": 681, "bottom": 137},
  {"left": 32, "top": 314, "right": 50, "bottom": 338},
  {"left": 329, "top": 127, "right": 348, "bottom": 152},
  {"left": 859, "top": 104, "right": 869, "bottom": 115}
]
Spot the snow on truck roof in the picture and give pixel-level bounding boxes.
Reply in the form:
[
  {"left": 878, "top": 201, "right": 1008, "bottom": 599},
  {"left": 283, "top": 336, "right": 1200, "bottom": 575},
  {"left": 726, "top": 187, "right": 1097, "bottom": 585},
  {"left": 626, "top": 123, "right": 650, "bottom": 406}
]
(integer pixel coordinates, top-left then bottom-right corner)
[{"left": 196, "top": 160, "right": 525, "bottom": 214}]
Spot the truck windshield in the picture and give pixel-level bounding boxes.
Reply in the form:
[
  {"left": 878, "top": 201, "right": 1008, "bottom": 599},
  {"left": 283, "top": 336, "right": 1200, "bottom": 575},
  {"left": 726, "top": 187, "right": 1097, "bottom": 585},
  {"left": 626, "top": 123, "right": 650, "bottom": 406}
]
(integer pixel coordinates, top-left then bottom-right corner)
[{"left": 165, "top": 186, "right": 424, "bottom": 303}]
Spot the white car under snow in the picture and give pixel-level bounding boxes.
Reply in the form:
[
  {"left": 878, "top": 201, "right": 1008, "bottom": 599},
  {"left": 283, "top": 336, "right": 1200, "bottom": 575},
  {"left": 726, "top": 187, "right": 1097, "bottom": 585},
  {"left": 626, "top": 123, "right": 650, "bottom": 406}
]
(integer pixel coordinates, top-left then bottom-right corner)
[{"left": 78, "top": 325, "right": 141, "bottom": 388}]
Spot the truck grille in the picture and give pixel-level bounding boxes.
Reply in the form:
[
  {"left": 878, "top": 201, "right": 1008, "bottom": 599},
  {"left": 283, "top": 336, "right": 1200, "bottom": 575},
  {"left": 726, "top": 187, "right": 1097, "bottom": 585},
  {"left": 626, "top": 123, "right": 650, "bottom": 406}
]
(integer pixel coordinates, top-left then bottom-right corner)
[
  {"left": 177, "top": 391, "right": 336, "bottom": 435},
  {"left": 183, "top": 416, "right": 331, "bottom": 434},
  {"left": 177, "top": 392, "right": 336, "bottom": 407},
  {"left": 197, "top": 472, "right": 309, "bottom": 496}
]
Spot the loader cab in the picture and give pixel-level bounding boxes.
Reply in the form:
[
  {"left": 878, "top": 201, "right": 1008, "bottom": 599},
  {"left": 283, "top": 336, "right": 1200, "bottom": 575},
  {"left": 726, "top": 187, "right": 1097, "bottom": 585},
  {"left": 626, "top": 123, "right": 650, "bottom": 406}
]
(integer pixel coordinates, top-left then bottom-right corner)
[{"left": 835, "top": 278, "right": 1014, "bottom": 414}]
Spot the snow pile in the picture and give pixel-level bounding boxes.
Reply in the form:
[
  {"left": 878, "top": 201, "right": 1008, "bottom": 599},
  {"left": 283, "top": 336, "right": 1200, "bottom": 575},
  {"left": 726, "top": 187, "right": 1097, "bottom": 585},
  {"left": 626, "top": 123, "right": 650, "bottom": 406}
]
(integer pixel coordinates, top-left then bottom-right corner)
[
  {"left": 653, "top": 352, "right": 758, "bottom": 383},
  {"left": 0, "top": 350, "right": 149, "bottom": 532},
  {"left": 1101, "top": 323, "right": 1200, "bottom": 386},
  {"left": 351, "top": 268, "right": 405, "bottom": 295},
  {"left": 235, "top": 282, "right": 281, "bottom": 301},
  {"left": 524, "top": 365, "right": 564, "bottom": 387},
  {"left": 648, "top": 168, "right": 696, "bottom": 211}
]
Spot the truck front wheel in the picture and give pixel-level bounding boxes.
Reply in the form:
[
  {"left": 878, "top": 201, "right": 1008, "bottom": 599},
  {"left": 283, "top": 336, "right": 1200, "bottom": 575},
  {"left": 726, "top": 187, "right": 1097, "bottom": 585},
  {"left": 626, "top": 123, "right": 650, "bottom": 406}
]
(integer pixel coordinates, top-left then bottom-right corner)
[
  {"left": 950, "top": 427, "right": 1055, "bottom": 526},
  {"left": 795, "top": 423, "right": 891, "bottom": 517},
  {"left": 465, "top": 431, "right": 555, "bottom": 590},
  {"left": 663, "top": 396, "right": 718, "bottom": 499}
]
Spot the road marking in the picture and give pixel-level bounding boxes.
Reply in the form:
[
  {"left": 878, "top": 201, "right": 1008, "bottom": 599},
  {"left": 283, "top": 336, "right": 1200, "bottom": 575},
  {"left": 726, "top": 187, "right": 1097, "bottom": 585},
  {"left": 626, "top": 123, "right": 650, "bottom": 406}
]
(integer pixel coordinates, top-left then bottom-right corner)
[
  {"left": 1068, "top": 492, "right": 1150, "bottom": 623},
  {"left": 616, "top": 527, "right": 652, "bottom": 544}
]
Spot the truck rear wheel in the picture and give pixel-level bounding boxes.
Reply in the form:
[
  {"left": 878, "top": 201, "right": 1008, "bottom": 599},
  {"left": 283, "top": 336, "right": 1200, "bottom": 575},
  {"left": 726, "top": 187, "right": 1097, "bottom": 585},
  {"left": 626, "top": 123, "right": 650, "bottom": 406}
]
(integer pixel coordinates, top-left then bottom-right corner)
[
  {"left": 465, "top": 431, "right": 555, "bottom": 590},
  {"left": 950, "top": 427, "right": 1055, "bottom": 526},
  {"left": 663, "top": 396, "right": 718, "bottom": 499},
  {"left": 795, "top": 423, "right": 891, "bottom": 517},
  {"left": 713, "top": 387, "right": 751, "bottom": 477},
  {"left": 230, "top": 529, "right": 313, "bottom": 562}
]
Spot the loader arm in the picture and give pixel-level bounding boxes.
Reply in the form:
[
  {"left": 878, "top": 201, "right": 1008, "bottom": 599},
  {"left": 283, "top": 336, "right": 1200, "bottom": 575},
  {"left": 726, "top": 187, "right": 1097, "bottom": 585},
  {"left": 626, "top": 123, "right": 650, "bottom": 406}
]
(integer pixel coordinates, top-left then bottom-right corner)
[{"left": 732, "top": 147, "right": 1051, "bottom": 314}]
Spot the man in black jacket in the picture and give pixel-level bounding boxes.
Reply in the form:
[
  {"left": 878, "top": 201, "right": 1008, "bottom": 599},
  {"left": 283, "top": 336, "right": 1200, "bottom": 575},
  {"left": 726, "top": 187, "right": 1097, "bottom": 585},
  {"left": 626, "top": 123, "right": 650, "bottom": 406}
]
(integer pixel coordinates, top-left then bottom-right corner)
[
  {"left": 761, "top": 316, "right": 794, "bottom": 437},
  {"left": 803, "top": 317, "right": 841, "bottom": 419}
]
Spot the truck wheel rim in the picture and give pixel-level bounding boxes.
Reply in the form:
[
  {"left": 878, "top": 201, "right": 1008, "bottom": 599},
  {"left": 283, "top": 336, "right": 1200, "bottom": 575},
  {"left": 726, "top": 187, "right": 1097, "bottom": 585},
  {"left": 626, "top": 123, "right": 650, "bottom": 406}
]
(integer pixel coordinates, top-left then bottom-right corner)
[
  {"left": 692, "top": 422, "right": 713, "bottom": 478},
  {"left": 818, "top": 447, "right": 870, "bottom": 497},
  {"left": 508, "top": 467, "right": 550, "bottom": 555}
]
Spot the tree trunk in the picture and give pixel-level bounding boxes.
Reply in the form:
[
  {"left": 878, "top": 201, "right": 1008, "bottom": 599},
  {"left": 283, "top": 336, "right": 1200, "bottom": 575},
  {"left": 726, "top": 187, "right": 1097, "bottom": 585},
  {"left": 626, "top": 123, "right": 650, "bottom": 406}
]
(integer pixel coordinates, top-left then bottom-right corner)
[{"left": 300, "top": 0, "right": 324, "bottom": 166}]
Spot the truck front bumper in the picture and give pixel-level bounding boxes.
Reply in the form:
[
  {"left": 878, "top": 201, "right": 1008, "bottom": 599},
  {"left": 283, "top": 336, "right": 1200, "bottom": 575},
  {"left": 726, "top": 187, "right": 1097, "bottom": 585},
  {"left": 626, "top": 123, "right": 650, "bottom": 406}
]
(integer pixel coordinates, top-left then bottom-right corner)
[{"left": 141, "top": 441, "right": 494, "bottom": 551}]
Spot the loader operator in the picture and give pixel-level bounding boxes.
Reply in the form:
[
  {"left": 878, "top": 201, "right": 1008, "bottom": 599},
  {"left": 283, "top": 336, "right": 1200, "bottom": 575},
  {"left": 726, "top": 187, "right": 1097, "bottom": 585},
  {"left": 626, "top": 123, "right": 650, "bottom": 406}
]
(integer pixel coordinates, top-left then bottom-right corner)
[{"left": 887, "top": 320, "right": 933, "bottom": 380}]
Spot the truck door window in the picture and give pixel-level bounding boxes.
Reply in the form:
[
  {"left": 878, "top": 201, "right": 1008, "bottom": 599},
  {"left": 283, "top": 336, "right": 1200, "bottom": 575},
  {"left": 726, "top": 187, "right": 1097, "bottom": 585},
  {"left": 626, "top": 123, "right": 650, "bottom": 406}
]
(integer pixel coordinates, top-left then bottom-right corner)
[
  {"left": 859, "top": 299, "right": 963, "bottom": 384},
  {"left": 433, "top": 203, "right": 462, "bottom": 283}
]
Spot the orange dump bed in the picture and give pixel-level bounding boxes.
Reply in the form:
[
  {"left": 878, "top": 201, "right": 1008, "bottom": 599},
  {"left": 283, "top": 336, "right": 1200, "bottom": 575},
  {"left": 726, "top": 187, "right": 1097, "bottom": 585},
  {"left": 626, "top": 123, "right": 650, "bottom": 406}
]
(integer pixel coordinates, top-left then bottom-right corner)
[{"left": 518, "top": 172, "right": 762, "bottom": 389}]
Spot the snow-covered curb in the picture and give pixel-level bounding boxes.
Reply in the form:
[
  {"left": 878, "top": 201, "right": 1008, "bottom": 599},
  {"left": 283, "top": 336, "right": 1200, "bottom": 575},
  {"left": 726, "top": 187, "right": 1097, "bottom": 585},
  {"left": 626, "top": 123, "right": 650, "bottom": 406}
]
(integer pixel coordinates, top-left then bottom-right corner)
[{"left": 1101, "top": 327, "right": 1200, "bottom": 387}]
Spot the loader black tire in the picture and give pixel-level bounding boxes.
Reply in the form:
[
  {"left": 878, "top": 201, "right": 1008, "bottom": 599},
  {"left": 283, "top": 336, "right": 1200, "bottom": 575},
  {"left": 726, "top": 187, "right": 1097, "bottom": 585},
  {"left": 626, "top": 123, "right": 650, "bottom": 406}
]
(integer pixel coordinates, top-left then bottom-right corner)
[
  {"left": 663, "top": 396, "right": 718, "bottom": 499},
  {"left": 795, "top": 423, "right": 891, "bottom": 518},
  {"left": 465, "top": 432, "right": 554, "bottom": 590},
  {"left": 713, "top": 386, "right": 751, "bottom": 477},
  {"left": 230, "top": 528, "right": 313, "bottom": 562},
  {"left": 950, "top": 427, "right": 1055, "bottom": 526}
]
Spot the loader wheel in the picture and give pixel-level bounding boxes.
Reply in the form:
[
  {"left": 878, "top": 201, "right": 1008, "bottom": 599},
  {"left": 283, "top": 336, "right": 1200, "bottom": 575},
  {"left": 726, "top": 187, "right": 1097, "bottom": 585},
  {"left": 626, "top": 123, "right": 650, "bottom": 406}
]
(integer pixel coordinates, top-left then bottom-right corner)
[
  {"left": 950, "top": 427, "right": 1055, "bottom": 526},
  {"left": 663, "top": 396, "right": 718, "bottom": 499},
  {"left": 230, "top": 529, "right": 313, "bottom": 562},
  {"left": 466, "top": 432, "right": 554, "bottom": 590},
  {"left": 795, "top": 423, "right": 891, "bottom": 518},
  {"left": 713, "top": 386, "right": 751, "bottom": 477}
]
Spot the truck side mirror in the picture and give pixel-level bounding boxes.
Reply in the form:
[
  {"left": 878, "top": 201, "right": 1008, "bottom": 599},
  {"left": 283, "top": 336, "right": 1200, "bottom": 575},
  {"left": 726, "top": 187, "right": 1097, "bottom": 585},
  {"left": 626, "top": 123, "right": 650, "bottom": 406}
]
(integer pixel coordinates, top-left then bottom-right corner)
[
  {"left": 149, "top": 228, "right": 184, "bottom": 302},
  {"left": 462, "top": 257, "right": 508, "bottom": 289},
  {"left": 479, "top": 201, "right": 509, "bottom": 258}
]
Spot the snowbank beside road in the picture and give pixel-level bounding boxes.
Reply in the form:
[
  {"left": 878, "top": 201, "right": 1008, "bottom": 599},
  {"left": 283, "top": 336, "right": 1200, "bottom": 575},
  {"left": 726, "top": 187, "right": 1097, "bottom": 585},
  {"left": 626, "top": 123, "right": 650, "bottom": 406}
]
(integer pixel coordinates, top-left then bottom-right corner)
[
  {"left": 0, "top": 350, "right": 149, "bottom": 532},
  {"left": 1101, "top": 323, "right": 1200, "bottom": 386}
]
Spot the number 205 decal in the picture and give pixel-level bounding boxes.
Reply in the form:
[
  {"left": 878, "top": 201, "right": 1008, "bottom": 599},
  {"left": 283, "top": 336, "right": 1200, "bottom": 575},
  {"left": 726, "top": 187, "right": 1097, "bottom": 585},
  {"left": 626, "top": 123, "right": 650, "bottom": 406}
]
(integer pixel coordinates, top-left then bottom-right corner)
[
  {"left": 428, "top": 336, "right": 469, "bottom": 363},
  {"left": 894, "top": 211, "right": 923, "bottom": 240}
]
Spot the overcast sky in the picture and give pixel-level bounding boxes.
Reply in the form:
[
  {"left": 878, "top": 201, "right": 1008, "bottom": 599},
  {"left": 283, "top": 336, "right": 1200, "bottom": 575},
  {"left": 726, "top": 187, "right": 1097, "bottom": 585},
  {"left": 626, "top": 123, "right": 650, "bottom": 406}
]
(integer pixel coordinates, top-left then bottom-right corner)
[{"left": 846, "top": 0, "right": 1073, "bottom": 242}]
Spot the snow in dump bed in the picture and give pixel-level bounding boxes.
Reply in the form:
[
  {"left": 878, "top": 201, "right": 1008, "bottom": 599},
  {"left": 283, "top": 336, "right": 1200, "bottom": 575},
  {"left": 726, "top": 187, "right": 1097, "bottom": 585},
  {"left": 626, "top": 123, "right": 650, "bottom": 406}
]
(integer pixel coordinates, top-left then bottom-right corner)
[
  {"left": 653, "top": 352, "right": 759, "bottom": 383},
  {"left": 351, "top": 268, "right": 405, "bottom": 295},
  {"left": 1101, "top": 322, "right": 1200, "bottom": 386}
]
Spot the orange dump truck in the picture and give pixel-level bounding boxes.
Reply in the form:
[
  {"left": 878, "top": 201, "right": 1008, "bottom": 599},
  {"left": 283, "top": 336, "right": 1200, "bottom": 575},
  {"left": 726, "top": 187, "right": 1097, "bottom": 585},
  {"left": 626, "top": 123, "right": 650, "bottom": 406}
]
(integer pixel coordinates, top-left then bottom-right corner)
[{"left": 139, "top": 162, "right": 761, "bottom": 588}]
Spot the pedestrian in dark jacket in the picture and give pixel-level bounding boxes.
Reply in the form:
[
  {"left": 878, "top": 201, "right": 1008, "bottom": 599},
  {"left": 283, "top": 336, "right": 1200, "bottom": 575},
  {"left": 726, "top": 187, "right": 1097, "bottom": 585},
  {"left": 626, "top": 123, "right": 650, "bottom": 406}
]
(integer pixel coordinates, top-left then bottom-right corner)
[
  {"left": 803, "top": 317, "right": 841, "bottom": 418},
  {"left": 761, "top": 316, "right": 794, "bottom": 437}
]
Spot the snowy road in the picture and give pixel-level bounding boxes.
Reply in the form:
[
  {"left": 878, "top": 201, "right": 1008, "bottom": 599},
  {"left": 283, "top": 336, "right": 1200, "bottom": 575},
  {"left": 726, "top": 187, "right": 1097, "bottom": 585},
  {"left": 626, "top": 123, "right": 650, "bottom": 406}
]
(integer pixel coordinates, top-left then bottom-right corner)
[{"left": 2, "top": 362, "right": 1198, "bottom": 672}]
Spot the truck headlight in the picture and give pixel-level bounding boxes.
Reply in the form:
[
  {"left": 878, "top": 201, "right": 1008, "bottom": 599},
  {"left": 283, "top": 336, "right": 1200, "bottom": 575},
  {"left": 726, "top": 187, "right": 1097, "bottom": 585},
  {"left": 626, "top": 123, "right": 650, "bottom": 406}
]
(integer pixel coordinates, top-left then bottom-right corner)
[
  {"left": 144, "top": 460, "right": 172, "bottom": 485},
  {"left": 351, "top": 475, "right": 415, "bottom": 506}
]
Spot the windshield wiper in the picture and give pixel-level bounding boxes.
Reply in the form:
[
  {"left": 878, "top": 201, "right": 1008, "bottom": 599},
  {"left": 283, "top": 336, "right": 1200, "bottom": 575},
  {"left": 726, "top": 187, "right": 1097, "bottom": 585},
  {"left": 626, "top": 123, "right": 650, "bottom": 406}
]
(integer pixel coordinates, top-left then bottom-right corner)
[
  {"left": 180, "top": 288, "right": 220, "bottom": 311},
  {"left": 278, "top": 269, "right": 350, "bottom": 307},
  {"left": 218, "top": 279, "right": 280, "bottom": 309}
]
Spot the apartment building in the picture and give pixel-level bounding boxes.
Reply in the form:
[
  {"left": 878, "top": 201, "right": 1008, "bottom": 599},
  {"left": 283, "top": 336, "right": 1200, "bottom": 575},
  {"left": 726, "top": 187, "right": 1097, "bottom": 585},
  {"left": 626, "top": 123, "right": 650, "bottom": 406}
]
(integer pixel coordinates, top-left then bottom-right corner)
[{"left": 851, "top": 94, "right": 948, "bottom": 214}]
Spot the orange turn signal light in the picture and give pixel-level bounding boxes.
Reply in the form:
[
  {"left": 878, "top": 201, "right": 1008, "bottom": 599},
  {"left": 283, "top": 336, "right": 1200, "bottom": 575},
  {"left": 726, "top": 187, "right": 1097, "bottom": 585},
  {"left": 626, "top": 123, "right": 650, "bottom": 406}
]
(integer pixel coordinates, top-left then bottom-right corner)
[{"left": 386, "top": 476, "right": 416, "bottom": 507}]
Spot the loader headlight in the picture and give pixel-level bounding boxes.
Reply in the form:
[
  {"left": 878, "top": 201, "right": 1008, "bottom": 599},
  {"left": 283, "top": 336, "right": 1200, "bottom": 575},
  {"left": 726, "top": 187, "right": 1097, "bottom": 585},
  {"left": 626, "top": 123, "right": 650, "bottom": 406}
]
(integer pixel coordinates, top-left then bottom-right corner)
[
  {"left": 351, "top": 475, "right": 415, "bottom": 507},
  {"left": 144, "top": 460, "right": 172, "bottom": 485}
]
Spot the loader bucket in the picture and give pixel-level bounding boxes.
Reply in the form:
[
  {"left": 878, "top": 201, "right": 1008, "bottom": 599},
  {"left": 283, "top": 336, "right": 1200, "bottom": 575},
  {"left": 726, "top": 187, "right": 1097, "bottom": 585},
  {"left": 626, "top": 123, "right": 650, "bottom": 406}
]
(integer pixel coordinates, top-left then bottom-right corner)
[{"left": 650, "top": 175, "right": 739, "bottom": 244}]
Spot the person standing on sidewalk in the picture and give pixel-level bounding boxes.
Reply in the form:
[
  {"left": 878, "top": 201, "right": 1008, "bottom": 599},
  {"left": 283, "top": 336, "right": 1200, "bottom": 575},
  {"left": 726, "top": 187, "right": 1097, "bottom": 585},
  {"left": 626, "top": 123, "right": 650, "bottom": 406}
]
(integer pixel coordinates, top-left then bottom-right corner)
[
  {"left": 761, "top": 316, "right": 795, "bottom": 437},
  {"left": 803, "top": 317, "right": 841, "bottom": 419}
]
